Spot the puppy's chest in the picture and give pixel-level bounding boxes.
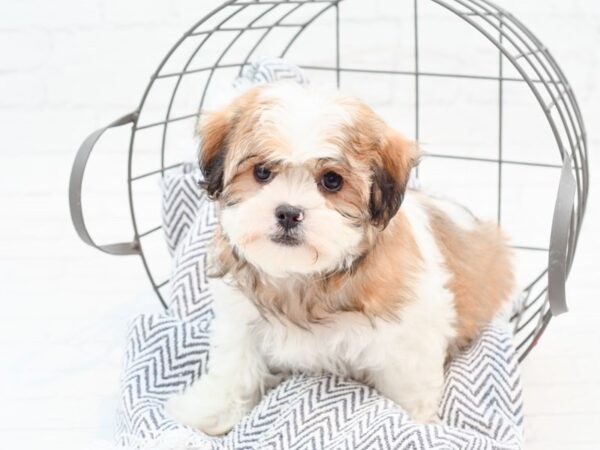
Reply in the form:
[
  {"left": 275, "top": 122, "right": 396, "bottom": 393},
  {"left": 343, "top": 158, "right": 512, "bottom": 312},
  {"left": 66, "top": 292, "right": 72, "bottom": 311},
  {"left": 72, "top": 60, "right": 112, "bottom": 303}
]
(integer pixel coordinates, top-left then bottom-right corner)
[{"left": 253, "top": 315, "right": 387, "bottom": 377}]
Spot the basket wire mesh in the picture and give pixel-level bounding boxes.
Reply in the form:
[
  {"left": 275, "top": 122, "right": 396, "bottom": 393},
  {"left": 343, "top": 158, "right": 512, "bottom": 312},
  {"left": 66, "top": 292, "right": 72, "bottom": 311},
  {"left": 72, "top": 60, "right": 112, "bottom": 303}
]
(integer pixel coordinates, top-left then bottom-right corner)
[{"left": 72, "top": 0, "right": 588, "bottom": 362}]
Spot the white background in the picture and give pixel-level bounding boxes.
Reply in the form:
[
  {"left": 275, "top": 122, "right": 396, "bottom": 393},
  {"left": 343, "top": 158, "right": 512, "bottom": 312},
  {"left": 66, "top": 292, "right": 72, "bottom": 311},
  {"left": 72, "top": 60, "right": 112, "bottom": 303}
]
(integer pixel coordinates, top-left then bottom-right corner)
[{"left": 0, "top": 0, "right": 598, "bottom": 449}]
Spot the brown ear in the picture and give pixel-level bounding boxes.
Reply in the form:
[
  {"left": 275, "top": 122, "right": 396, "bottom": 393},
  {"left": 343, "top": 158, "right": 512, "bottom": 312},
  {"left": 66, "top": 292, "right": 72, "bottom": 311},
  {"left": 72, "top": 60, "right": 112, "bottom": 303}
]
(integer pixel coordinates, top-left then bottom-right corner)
[
  {"left": 369, "top": 130, "right": 419, "bottom": 228},
  {"left": 197, "top": 107, "right": 235, "bottom": 199}
]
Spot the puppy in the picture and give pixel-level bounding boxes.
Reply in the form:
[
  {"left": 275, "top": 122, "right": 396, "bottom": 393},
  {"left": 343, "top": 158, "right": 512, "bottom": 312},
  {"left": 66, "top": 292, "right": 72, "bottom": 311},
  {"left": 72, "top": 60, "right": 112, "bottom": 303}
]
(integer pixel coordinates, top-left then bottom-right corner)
[{"left": 167, "top": 83, "right": 514, "bottom": 435}]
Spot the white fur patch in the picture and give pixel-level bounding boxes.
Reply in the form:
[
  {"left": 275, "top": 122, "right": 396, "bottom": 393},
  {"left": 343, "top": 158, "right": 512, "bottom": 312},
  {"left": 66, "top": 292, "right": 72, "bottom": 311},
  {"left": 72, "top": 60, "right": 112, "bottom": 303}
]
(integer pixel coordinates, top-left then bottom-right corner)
[{"left": 258, "top": 84, "right": 351, "bottom": 164}]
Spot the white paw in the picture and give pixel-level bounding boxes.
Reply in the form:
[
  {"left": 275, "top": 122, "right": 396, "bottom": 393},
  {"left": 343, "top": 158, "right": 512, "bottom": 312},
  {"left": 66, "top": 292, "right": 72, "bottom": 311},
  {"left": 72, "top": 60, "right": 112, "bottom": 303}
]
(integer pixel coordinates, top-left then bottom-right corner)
[
  {"left": 166, "top": 375, "right": 248, "bottom": 436},
  {"left": 406, "top": 400, "right": 440, "bottom": 423},
  {"left": 401, "top": 388, "right": 442, "bottom": 423}
]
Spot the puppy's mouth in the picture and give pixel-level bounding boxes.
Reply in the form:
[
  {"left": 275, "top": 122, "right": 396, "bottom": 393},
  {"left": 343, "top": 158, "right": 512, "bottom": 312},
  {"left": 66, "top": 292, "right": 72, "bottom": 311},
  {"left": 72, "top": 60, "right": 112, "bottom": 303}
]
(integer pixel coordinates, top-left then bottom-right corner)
[{"left": 270, "top": 231, "right": 303, "bottom": 247}]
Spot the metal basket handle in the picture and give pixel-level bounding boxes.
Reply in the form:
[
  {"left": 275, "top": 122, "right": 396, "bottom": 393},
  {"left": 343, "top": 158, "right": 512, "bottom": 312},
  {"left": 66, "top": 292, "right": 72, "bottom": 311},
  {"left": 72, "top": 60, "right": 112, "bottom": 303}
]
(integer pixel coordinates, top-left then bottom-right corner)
[
  {"left": 69, "top": 112, "right": 141, "bottom": 256},
  {"left": 548, "top": 154, "right": 577, "bottom": 316}
]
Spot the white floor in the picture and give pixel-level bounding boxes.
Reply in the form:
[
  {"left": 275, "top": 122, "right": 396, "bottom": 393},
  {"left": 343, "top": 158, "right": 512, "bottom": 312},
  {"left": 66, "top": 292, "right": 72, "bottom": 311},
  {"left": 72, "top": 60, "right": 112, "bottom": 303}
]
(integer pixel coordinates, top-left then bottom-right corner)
[{"left": 1, "top": 1, "right": 599, "bottom": 449}]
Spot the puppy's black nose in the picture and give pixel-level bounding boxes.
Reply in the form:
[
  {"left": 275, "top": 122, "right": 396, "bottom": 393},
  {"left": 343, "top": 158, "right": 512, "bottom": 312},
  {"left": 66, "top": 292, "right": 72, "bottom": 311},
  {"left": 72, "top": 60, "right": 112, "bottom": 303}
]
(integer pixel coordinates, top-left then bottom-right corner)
[{"left": 275, "top": 204, "right": 304, "bottom": 230}]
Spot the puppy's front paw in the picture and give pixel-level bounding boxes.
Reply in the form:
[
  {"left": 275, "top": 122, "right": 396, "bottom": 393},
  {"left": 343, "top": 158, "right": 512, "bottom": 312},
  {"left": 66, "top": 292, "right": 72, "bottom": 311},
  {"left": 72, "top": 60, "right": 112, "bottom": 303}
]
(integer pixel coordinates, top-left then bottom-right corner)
[
  {"left": 166, "top": 375, "right": 248, "bottom": 436},
  {"left": 401, "top": 388, "right": 442, "bottom": 424},
  {"left": 406, "top": 399, "right": 440, "bottom": 423}
]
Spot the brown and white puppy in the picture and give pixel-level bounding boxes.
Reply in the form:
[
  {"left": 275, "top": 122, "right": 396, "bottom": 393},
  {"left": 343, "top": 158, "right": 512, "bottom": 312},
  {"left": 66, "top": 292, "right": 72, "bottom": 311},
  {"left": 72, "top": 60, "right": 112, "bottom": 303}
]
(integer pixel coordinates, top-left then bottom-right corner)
[{"left": 167, "top": 83, "right": 514, "bottom": 435}]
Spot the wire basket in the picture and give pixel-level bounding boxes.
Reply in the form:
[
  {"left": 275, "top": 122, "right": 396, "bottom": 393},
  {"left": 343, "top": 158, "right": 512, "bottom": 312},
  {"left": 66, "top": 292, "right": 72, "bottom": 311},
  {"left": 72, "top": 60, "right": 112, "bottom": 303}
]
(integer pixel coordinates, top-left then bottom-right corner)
[{"left": 70, "top": 0, "right": 588, "bottom": 362}]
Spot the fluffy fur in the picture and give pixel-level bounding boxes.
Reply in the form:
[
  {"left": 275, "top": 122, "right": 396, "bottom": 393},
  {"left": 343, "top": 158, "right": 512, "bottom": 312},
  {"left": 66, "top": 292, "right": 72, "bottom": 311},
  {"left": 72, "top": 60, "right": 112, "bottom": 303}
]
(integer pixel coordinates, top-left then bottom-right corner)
[{"left": 167, "top": 83, "right": 514, "bottom": 435}]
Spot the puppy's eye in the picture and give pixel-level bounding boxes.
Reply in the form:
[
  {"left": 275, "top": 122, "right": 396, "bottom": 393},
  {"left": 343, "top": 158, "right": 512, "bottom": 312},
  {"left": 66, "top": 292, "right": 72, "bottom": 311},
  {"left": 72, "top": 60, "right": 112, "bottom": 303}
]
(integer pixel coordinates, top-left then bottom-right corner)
[
  {"left": 254, "top": 164, "right": 273, "bottom": 183},
  {"left": 321, "top": 171, "right": 343, "bottom": 192}
]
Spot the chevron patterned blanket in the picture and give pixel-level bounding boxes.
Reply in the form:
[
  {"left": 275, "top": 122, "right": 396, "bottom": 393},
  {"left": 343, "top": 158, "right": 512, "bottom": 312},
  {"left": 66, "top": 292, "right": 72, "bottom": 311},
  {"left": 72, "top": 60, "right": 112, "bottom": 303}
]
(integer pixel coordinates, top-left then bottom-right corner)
[{"left": 114, "top": 165, "right": 523, "bottom": 449}]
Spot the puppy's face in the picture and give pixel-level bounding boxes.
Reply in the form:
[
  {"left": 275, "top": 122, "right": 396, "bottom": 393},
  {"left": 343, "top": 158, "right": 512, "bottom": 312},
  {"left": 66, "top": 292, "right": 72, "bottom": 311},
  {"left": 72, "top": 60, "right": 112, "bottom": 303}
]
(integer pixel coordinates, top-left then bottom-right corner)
[{"left": 199, "top": 84, "right": 417, "bottom": 277}]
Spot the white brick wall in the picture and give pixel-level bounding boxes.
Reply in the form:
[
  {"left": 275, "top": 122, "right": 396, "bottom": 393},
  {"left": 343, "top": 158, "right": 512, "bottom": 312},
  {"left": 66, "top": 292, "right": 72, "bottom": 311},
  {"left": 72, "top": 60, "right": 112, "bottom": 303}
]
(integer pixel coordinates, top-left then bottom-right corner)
[{"left": 1, "top": 1, "right": 598, "bottom": 449}]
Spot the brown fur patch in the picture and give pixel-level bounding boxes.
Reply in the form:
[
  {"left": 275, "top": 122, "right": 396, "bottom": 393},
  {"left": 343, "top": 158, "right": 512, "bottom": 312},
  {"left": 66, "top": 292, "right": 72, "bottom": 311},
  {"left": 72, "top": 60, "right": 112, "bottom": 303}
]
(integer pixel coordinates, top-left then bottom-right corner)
[
  {"left": 426, "top": 203, "right": 515, "bottom": 348},
  {"left": 222, "top": 156, "right": 262, "bottom": 206},
  {"left": 197, "top": 88, "right": 271, "bottom": 200},
  {"left": 342, "top": 211, "right": 422, "bottom": 317},
  {"left": 328, "top": 102, "right": 420, "bottom": 228},
  {"left": 313, "top": 159, "right": 371, "bottom": 226}
]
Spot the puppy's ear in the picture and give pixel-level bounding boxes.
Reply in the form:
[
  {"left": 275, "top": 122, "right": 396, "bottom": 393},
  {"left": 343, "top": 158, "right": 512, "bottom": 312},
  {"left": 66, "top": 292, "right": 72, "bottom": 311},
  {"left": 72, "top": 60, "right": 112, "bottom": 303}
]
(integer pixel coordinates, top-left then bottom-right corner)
[
  {"left": 197, "top": 107, "right": 235, "bottom": 199},
  {"left": 369, "top": 130, "right": 419, "bottom": 228}
]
